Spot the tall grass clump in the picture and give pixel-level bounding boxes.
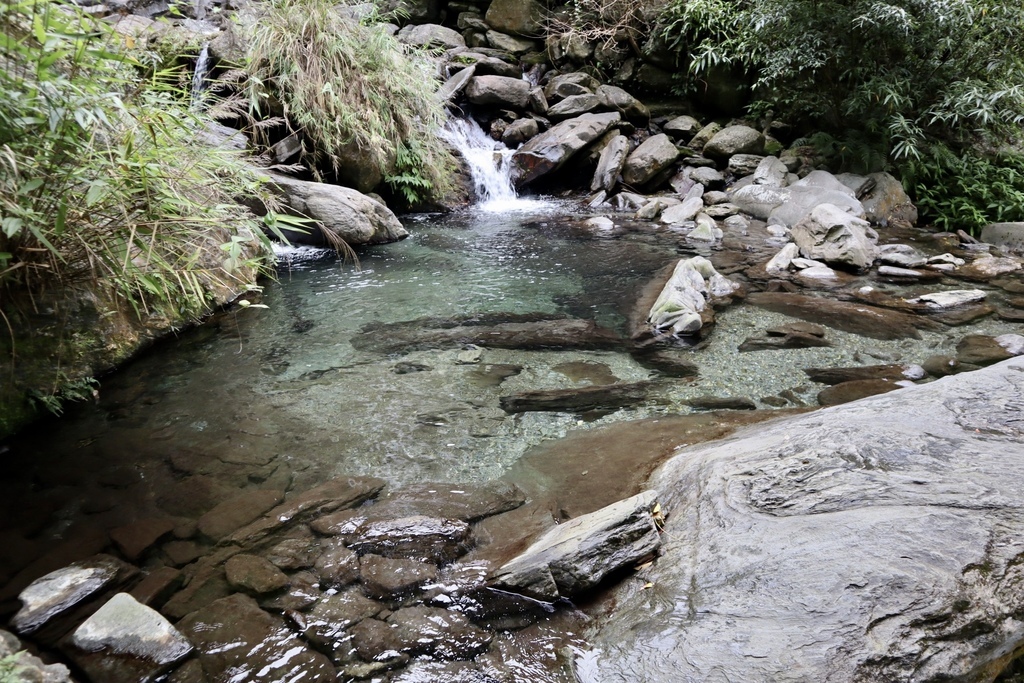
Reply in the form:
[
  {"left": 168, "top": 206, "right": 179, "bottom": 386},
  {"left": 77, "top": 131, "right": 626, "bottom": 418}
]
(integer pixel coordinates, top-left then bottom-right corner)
[
  {"left": 0, "top": 0, "right": 275, "bottom": 320},
  {"left": 243, "top": 0, "right": 455, "bottom": 206},
  {"left": 657, "top": 0, "right": 1024, "bottom": 232}
]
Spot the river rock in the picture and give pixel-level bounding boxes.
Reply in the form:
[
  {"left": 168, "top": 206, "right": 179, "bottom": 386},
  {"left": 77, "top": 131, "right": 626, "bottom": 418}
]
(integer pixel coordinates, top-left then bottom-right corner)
[
  {"left": 747, "top": 292, "right": 935, "bottom": 340},
  {"left": 765, "top": 242, "right": 799, "bottom": 274},
  {"left": 485, "top": 30, "right": 537, "bottom": 54},
  {"left": 485, "top": 0, "right": 544, "bottom": 36},
  {"left": 860, "top": 171, "right": 918, "bottom": 226},
  {"left": 906, "top": 289, "right": 986, "bottom": 309},
  {"left": 348, "top": 516, "right": 471, "bottom": 563},
  {"left": 687, "top": 165, "right": 725, "bottom": 190},
  {"left": 729, "top": 184, "right": 789, "bottom": 219},
  {"left": 726, "top": 153, "right": 764, "bottom": 177},
  {"left": 301, "top": 588, "right": 384, "bottom": 651},
  {"left": 546, "top": 94, "right": 600, "bottom": 120},
  {"left": 12, "top": 554, "right": 135, "bottom": 637},
  {"left": 805, "top": 364, "right": 919, "bottom": 385},
  {"left": 225, "top": 554, "right": 290, "bottom": 594},
  {"left": 543, "top": 73, "right": 599, "bottom": 102},
  {"left": 64, "top": 593, "right": 192, "bottom": 683},
  {"left": 957, "top": 254, "right": 1022, "bottom": 281},
  {"left": 109, "top": 517, "right": 175, "bottom": 561},
  {"left": 511, "top": 112, "right": 621, "bottom": 187},
  {"left": 685, "top": 396, "right": 757, "bottom": 410},
  {"left": 590, "top": 134, "right": 629, "bottom": 192},
  {"left": 817, "top": 379, "right": 902, "bottom": 405},
  {"left": 621, "top": 134, "right": 679, "bottom": 187},
  {"left": 0, "top": 631, "right": 72, "bottom": 682},
  {"left": 465, "top": 75, "right": 531, "bottom": 109},
  {"left": 587, "top": 357, "right": 1024, "bottom": 681},
  {"left": 501, "top": 117, "right": 539, "bottom": 146},
  {"left": 702, "top": 125, "right": 764, "bottom": 159},
  {"left": 981, "top": 222, "right": 1024, "bottom": 253},
  {"left": 371, "top": 480, "right": 526, "bottom": 523},
  {"left": 660, "top": 197, "right": 703, "bottom": 225},
  {"left": 767, "top": 175, "right": 866, "bottom": 229},
  {"left": 263, "top": 172, "right": 408, "bottom": 244},
  {"left": 384, "top": 606, "right": 493, "bottom": 659},
  {"left": 197, "top": 489, "right": 283, "bottom": 542},
  {"left": 790, "top": 203, "right": 879, "bottom": 271},
  {"left": 738, "top": 331, "right": 831, "bottom": 352},
  {"left": 490, "top": 490, "right": 660, "bottom": 601},
  {"left": 645, "top": 256, "right": 739, "bottom": 335},
  {"left": 878, "top": 243, "right": 927, "bottom": 268},
  {"left": 179, "top": 593, "right": 336, "bottom": 681},
  {"left": 956, "top": 335, "right": 1018, "bottom": 366},
  {"left": 313, "top": 540, "right": 360, "bottom": 587},
  {"left": 752, "top": 155, "right": 788, "bottom": 187},
  {"left": 264, "top": 537, "right": 320, "bottom": 569},
  {"left": 595, "top": 84, "right": 648, "bottom": 121},
  {"left": 396, "top": 23, "right": 464, "bottom": 49},
  {"left": 663, "top": 115, "right": 701, "bottom": 138},
  {"left": 499, "top": 381, "right": 659, "bottom": 414},
  {"left": 631, "top": 349, "right": 699, "bottom": 378},
  {"left": 688, "top": 122, "right": 721, "bottom": 151},
  {"left": 360, "top": 555, "right": 439, "bottom": 599}
]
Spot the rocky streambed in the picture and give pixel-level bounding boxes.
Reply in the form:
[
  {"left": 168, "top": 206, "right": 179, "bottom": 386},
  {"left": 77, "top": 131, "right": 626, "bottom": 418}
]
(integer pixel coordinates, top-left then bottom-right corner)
[{"left": 1, "top": 198, "right": 1023, "bottom": 682}]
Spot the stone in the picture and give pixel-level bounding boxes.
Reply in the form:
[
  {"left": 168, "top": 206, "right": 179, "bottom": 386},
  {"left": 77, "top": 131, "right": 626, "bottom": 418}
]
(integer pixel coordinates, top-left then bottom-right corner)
[
  {"left": 688, "top": 213, "right": 721, "bottom": 241},
  {"left": 644, "top": 256, "right": 738, "bottom": 336},
  {"left": 703, "top": 203, "right": 739, "bottom": 219},
  {"left": 485, "top": 0, "right": 544, "bottom": 36},
  {"left": 543, "top": 73, "right": 598, "bottom": 102},
  {"left": 688, "top": 122, "right": 722, "bottom": 151},
  {"left": 688, "top": 165, "right": 725, "bottom": 190},
  {"left": 621, "top": 134, "right": 679, "bottom": 187},
  {"left": 662, "top": 115, "right": 701, "bottom": 138},
  {"left": 385, "top": 606, "right": 492, "bottom": 659},
  {"left": 767, "top": 181, "right": 866, "bottom": 229},
  {"left": 956, "top": 335, "right": 1016, "bottom": 366},
  {"left": 958, "top": 254, "right": 1022, "bottom": 281},
  {"left": 878, "top": 243, "right": 927, "bottom": 268},
  {"left": 129, "top": 567, "right": 182, "bottom": 608},
  {"left": 263, "top": 172, "right": 407, "bottom": 244},
  {"left": 396, "top": 23, "right": 464, "bottom": 49},
  {"left": 702, "top": 190, "right": 729, "bottom": 205},
  {"left": 371, "top": 480, "right": 527, "bottom": 523},
  {"left": 860, "top": 171, "right": 918, "bottom": 226},
  {"left": 702, "top": 125, "right": 765, "bottom": 159},
  {"left": 490, "top": 490, "right": 660, "bottom": 601},
  {"left": 360, "top": 554, "right": 439, "bottom": 599},
  {"left": 684, "top": 396, "right": 757, "bottom": 410},
  {"left": 981, "top": 222, "right": 1024, "bottom": 253},
  {"left": 465, "top": 75, "right": 531, "bottom": 110},
  {"left": 922, "top": 355, "right": 962, "bottom": 377},
  {"left": 906, "top": 290, "right": 987, "bottom": 309},
  {"left": 631, "top": 350, "right": 699, "bottom": 378},
  {"left": 765, "top": 242, "right": 799, "bottom": 274},
  {"left": 817, "top": 379, "right": 902, "bottom": 405},
  {"left": 727, "top": 153, "right": 765, "bottom": 177},
  {"left": 747, "top": 292, "right": 936, "bottom": 340},
  {"left": 511, "top": 112, "right": 621, "bottom": 187},
  {"left": 65, "top": 593, "right": 192, "bottom": 683},
  {"left": 546, "top": 93, "right": 600, "bottom": 120},
  {"left": 109, "top": 517, "right": 175, "bottom": 561},
  {"left": 499, "top": 381, "right": 659, "bottom": 414},
  {"left": 590, "top": 358, "right": 1024, "bottom": 681},
  {"left": 259, "top": 570, "right": 321, "bottom": 612},
  {"left": 877, "top": 265, "right": 924, "bottom": 279},
  {"left": 804, "top": 364, "right": 919, "bottom": 385},
  {"left": 178, "top": 593, "right": 336, "bottom": 681},
  {"left": 752, "top": 155, "right": 789, "bottom": 188},
  {"left": 197, "top": 489, "right": 283, "bottom": 542},
  {"left": 595, "top": 84, "right": 648, "bottom": 121},
  {"left": 302, "top": 588, "right": 384, "bottom": 650},
  {"left": 263, "top": 537, "right": 320, "bottom": 569},
  {"left": 791, "top": 203, "right": 879, "bottom": 271},
  {"left": 12, "top": 555, "right": 132, "bottom": 636},
  {"left": 501, "top": 117, "right": 539, "bottom": 146},
  {"left": 313, "top": 540, "right": 360, "bottom": 587},
  {"left": 729, "top": 184, "right": 789, "bottom": 220},
  {"left": 738, "top": 332, "right": 831, "bottom": 352},
  {"left": 437, "top": 64, "right": 476, "bottom": 104},
  {"left": 485, "top": 30, "right": 537, "bottom": 54},
  {"left": 224, "top": 554, "right": 290, "bottom": 595},
  {"left": 349, "top": 516, "right": 471, "bottom": 564},
  {"left": 661, "top": 197, "right": 703, "bottom": 225}
]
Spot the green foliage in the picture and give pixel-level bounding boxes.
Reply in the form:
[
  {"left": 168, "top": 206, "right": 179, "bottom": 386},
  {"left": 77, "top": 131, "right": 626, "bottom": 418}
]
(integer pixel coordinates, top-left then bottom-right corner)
[
  {"left": 28, "top": 374, "right": 98, "bottom": 415},
  {"left": 658, "top": 0, "right": 1024, "bottom": 230},
  {"left": 0, "top": 0, "right": 275, "bottom": 319},
  {"left": 244, "top": 0, "right": 455, "bottom": 205},
  {"left": 0, "top": 653, "right": 27, "bottom": 683}
]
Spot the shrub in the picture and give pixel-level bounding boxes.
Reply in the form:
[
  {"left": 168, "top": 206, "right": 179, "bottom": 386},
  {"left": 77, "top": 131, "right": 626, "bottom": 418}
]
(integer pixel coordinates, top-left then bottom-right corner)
[{"left": 243, "top": 0, "right": 455, "bottom": 206}]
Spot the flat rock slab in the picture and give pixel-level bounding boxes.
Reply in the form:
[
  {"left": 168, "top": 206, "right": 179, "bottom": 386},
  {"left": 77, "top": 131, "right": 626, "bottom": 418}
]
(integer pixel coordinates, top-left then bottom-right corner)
[
  {"left": 177, "top": 593, "right": 336, "bottom": 682},
  {"left": 225, "top": 554, "right": 290, "bottom": 594},
  {"left": 804, "top": 364, "right": 910, "bottom": 385},
  {"left": 197, "top": 489, "right": 283, "bottom": 542},
  {"left": 352, "top": 314, "right": 623, "bottom": 355},
  {"left": 817, "top": 378, "right": 902, "bottom": 406},
  {"left": 109, "top": 518, "right": 175, "bottom": 561},
  {"left": 348, "top": 516, "right": 471, "bottom": 564},
  {"left": 499, "top": 381, "right": 660, "bottom": 413},
  {"left": 65, "top": 593, "right": 191, "bottom": 683},
  {"left": 738, "top": 332, "right": 831, "bottom": 352},
  {"left": 359, "top": 554, "right": 439, "bottom": 600},
  {"left": 586, "top": 357, "right": 1024, "bottom": 682},
  {"left": 302, "top": 588, "right": 384, "bottom": 649},
  {"left": 490, "top": 490, "right": 660, "bottom": 601},
  {"left": 747, "top": 292, "right": 937, "bottom": 340},
  {"left": 385, "top": 606, "right": 493, "bottom": 659}
]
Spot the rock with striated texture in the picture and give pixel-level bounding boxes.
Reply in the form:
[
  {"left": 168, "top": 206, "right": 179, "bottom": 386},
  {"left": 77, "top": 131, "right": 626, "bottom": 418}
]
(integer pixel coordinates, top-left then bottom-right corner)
[
  {"left": 511, "top": 112, "right": 621, "bottom": 187},
  {"left": 621, "top": 134, "right": 679, "bottom": 187},
  {"left": 587, "top": 357, "right": 1024, "bottom": 683},
  {"left": 591, "top": 134, "right": 630, "bottom": 192},
  {"left": 349, "top": 516, "right": 471, "bottom": 563},
  {"left": 790, "top": 203, "right": 879, "bottom": 271},
  {"left": 465, "top": 75, "right": 531, "bottom": 109}
]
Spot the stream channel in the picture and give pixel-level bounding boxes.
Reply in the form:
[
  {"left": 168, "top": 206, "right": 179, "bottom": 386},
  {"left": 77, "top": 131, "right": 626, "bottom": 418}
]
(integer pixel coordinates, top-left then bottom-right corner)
[{"left": 2, "top": 136, "right": 1023, "bottom": 681}]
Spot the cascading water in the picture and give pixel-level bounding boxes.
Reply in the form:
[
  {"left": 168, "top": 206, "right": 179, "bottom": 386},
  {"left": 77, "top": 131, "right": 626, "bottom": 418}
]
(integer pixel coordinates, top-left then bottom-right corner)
[
  {"left": 442, "top": 117, "right": 547, "bottom": 212},
  {"left": 190, "top": 42, "right": 210, "bottom": 110}
]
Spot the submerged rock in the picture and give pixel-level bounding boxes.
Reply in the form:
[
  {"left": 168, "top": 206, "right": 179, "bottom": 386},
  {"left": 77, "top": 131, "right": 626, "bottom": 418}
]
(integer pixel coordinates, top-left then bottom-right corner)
[
  {"left": 586, "top": 358, "right": 1024, "bottom": 681},
  {"left": 645, "top": 256, "right": 740, "bottom": 336},
  {"left": 490, "top": 490, "right": 661, "bottom": 601},
  {"left": 499, "top": 381, "right": 660, "bottom": 414},
  {"left": 817, "top": 378, "right": 902, "bottom": 405},
  {"left": 747, "top": 292, "right": 936, "bottom": 340}
]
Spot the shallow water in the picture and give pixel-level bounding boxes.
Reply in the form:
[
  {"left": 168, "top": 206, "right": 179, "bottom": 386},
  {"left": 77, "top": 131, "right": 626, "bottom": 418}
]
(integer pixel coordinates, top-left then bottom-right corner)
[{"left": 2, "top": 200, "right": 1022, "bottom": 681}]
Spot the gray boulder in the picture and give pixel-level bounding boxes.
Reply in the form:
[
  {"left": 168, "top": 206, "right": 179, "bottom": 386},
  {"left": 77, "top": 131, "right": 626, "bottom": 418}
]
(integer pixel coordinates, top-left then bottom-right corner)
[
  {"left": 65, "top": 593, "right": 192, "bottom": 683},
  {"left": 591, "top": 134, "right": 630, "bottom": 192},
  {"left": 511, "top": 112, "right": 621, "bottom": 187},
  {"left": 861, "top": 171, "right": 918, "bottom": 226},
  {"left": 688, "top": 122, "right": 721, "bottom": 151},
  {"left": 662, "top": 115, "right": 701, "bottom": 138},
  {"left": 752, "top": 155, "right": 789, "bottom": 188},
  {"left": 501, "top": 117, "right": 539, "bottom": 146},
  {"left": 981, "top": 222, "right": 1024, "bottom": 253},
  {"left": 586, "top": 357, "right": 1024, "bottom": 682},
  {"left": 546, "top": 94, "right": 600, "bottom": 120},
  {"left": 726, "top": 153, "right": 764, "bottom": 177},
  {"left": 264, "top": 172, "right": 408, "bottom": 246},
  {"left": 543, "top": 72, "right": 599, "bottom": 102},
  {"left": 791, "top": 203, "right": 879, "bottom": 271},
  {"left": 661, "top": 197, "right": 703, "bottom": 225},
  {"left": 490, "top": 490, "right": 661, "bottom": 601},
  {"left": 485, "top": 30, "right": 537, "bottom": 54},
  {"left": 702, "top": 125, "right": 765, "bottom": 159},
  {"left": 596, "top": 84, "right": 649, "bottom": 121},
  {"left": 484, "top": 0, "right": 544, "bottom": 36},
  {"left": 437, "top": 64, "right": 475, "bottom": 104},
  {"left": 464, "top": 75, "right": 531, "bottom": 109},
  {"left": 396, "top": 24, "right": 464, "bottom": 49},
  {"left": 765, "top": 171, "right": 866, "bottom": 228},
  {"left": 621, "top": 134, "right": 679, "bottom": 187},
  {"left": 730, "top": 184, "right": 790, "bottom": 220}
]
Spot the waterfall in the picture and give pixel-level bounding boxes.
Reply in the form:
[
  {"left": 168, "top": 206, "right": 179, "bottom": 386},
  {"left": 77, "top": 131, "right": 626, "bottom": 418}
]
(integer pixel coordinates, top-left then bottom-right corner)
[
  {"left": 191, "top": 43, "right": 211, "bottom": 110},
  {"left": 442, "top": 117, "right": 522, "bottom": 211}
]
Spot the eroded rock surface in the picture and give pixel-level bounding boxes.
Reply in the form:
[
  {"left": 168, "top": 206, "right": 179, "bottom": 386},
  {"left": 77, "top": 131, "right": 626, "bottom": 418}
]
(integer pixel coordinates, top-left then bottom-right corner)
[{"left": 585, "top": 358, "right": 1024, "bottom": 682}]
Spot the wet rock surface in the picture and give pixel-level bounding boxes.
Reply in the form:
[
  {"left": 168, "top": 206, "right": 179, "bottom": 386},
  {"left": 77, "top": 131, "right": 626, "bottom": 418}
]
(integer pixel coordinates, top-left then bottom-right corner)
[{"left": 587, "top": 358, "right": 1024, "bottom": 682}]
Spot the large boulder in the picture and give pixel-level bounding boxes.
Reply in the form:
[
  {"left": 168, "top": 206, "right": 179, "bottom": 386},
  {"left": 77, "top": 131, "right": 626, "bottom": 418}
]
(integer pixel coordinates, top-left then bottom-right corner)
[
  {"left": 395, "top": 23, "right": 464, "bottom": 49},
  {"left": 590, "top": 134, "right": 630, "bottom": 192},
  {"left": 264, "top": 172, "right": 408, "bottom": 246},
  {"left": 464, "top": 75, "right": 531, "bottom": 109},
  {"left": 621, "top": 134, "right": 679, "bottom": 187},
  {"left": 645, "top": 256, "right": 739, "bottom": 335},
  {"left": 511, "top": 112, "right": 621, "bottom": 187},
  {"left": 484, "top": 0, "right": 544, "bottom": 36},
  {"left": 546, "top": 94, "right": 601, "bottom": 120},
  {"left": 790, "top": 203, "right": 879, "bottom": 271},
  {"left": 860, "top": 171, "right": 918, "bottom": 226},
  {"left": 760, "top": 171, "right": 867, "bottom": 228},
  {"left": 595, "top": 84, "right": 649, "bottom": 121},
  {"left": 981, "top": 222, "right": 1024, "bottom": 253},
  {"left": 585, "top": 357, "right": 1024, "bottom": 682},
  {"left": 702, "top": 125, "right": 765, "bottom": 159}
]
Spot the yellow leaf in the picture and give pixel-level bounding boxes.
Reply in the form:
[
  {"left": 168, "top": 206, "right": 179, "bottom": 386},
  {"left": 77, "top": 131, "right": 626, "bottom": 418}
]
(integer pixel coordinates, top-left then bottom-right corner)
[
  {"left": 125, "top": 35, "right": 136, "bottom": 49},
  {"left": 641, "top": 582, "right": 654, "bottom": 590}
]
